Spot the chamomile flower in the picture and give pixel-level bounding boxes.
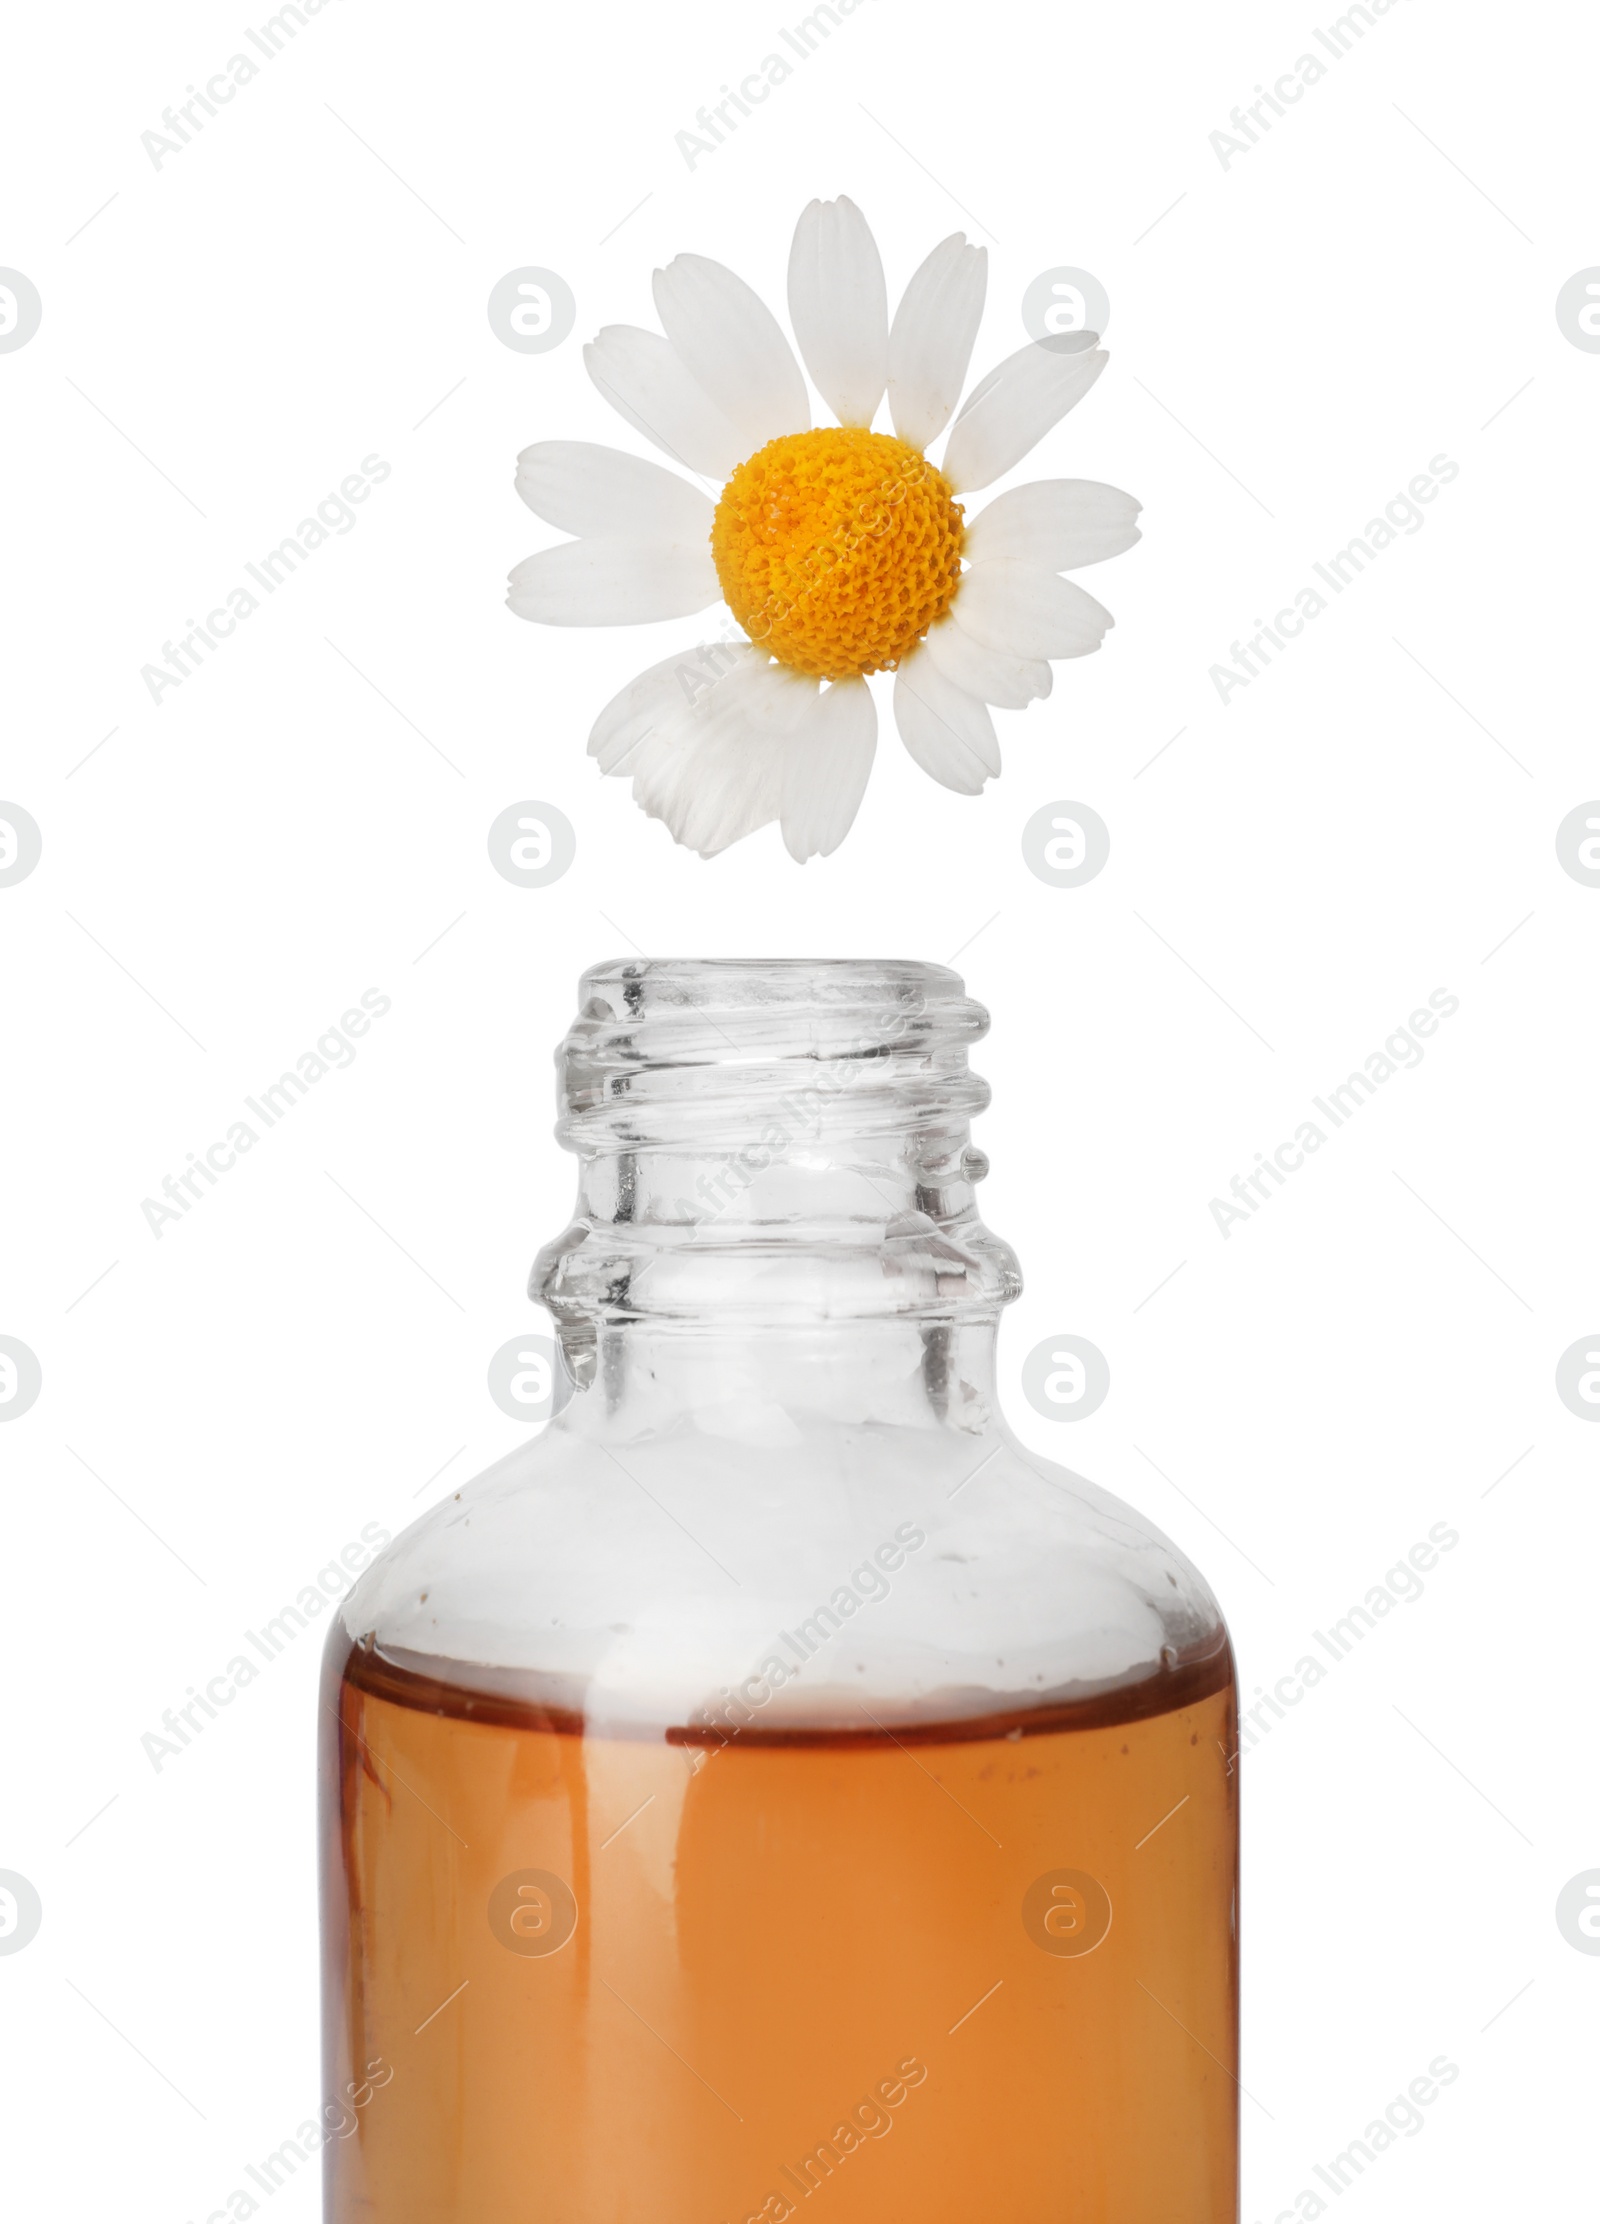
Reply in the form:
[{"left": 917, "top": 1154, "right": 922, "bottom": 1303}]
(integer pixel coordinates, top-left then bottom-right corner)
[{"left": 509, "top": 197, "right": 1139, "bottom": 860}]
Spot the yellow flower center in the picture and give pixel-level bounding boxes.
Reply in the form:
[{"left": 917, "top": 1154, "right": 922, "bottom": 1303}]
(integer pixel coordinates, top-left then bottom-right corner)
[{"left": 711, "top": 428, "right": 965, "bottom": 680}]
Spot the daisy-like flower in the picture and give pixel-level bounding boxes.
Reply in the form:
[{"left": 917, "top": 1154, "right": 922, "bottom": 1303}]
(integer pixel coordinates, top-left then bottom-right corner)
[{"left": 508, "top": 197, "right": 1139, "bottom": 860}]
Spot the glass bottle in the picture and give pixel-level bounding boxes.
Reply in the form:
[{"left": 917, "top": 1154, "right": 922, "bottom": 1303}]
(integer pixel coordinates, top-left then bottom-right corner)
[{"left": 320, "top": 959, "right": 1238, "bottom": 2222}]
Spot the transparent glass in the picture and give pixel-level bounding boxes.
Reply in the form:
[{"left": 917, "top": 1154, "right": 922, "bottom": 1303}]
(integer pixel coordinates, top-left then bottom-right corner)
[{"left": 320, "top": 960, "right": 1238, "bottom": 2223}]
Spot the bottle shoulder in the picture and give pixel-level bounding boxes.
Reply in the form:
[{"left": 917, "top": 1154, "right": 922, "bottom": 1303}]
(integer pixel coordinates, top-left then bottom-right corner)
[{"left": 337, "top": 1417, "right": 1231, "bottom": 1736}]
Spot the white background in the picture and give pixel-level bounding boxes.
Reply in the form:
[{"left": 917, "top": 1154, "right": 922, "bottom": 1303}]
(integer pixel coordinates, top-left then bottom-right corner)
[{"left": 2, "top": 1, "right": 1596, "bottom": 2217}]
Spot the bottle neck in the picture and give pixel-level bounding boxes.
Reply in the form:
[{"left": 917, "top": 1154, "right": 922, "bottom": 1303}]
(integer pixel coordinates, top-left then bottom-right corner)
[
  {"left": 556, "top": 1315, "right": 1004, "bottom": 1437},
  {"left": 534, "top": 959, "right": 1021, "bottom": 1392},
  {"left": 537, "top": 1124, "right": 1018, "bottom": 1383}
]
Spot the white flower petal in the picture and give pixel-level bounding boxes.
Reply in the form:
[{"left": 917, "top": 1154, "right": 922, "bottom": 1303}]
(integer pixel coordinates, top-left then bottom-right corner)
[
  {"left": 652, "top": 255, "right": 810, "bottom": 453},
  {"left": 629, "top": 661, "right": 817, "bottom": 856},
  {"left": 633, "top": 733, "right": 787, "bottom": 857},
  {"left": 781, "top": 678, "right": 877, "bottom": 861},
  {"left": 926, "top": 612, "right": 1052, "bottom": 708},
  {"left": 888, "top": 234, "right": 987, "bottom": 451},
  {"left": 941, "top": 333, "right": 1107, "bottom": 492},
  {"left": 588, "top": 643, "right": 757, "bottom": 772},
  {"left": 516, "top": 441, "right": 715, "bottom": 542},
  {"left": 893, "top": 645, "right": 1000, "bottom": 794},
  {"left": 584, "top": 325, "right": 746, "bottom": 480},
  {"left": 963, "top": 478, "right": 1142, "bottom": 571},
  {"left": 507, "top": 537, "right": 720, "bottom": 626},
  {"left": 787, "top": 197, "right": 889, "bottom": 429},
  {"left": 952, "top": 562, "right": 1114, "bottom": 661}
]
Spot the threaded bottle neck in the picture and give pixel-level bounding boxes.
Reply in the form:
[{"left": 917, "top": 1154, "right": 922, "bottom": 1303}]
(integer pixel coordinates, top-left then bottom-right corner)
[
  {"left": 534, "top": 960, "right": 1021, "bottom": 1372},
  {"left": 554, "top": 958, "right": 990, "bottom": 1151}
]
